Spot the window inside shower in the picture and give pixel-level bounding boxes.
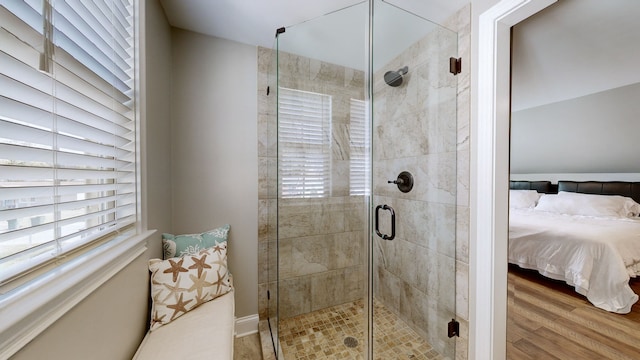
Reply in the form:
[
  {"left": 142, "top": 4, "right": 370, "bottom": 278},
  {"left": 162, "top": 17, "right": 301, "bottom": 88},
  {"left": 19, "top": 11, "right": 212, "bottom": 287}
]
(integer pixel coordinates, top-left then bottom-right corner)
[{"left": 278, "top": 88, "right": 332, "bottom": 199}]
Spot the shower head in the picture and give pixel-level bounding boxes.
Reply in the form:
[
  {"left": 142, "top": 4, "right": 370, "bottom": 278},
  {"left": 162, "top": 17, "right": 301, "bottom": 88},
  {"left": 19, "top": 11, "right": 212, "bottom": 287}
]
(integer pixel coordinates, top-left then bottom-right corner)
[{"left": 384, "top": 66, "right": 409, "bottom": 87}]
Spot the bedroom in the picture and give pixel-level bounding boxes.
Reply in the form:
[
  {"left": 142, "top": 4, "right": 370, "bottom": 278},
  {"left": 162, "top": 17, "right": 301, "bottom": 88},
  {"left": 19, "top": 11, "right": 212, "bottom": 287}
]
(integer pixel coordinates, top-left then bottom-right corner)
[{"left": 507, "top": 0, "right": 640, "bottom": 358}]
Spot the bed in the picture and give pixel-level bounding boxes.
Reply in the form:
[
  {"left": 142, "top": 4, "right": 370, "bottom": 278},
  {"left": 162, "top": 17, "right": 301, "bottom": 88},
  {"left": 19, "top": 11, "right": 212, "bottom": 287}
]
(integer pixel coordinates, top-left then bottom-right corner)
[{"left": 508, "top": 180, "right": 640, "bottom": 314}]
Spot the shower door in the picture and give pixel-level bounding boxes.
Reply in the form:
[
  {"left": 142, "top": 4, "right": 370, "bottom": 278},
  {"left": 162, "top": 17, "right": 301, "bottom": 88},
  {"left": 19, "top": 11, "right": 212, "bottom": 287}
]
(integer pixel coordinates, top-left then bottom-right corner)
[
  {"left": 369, "top": 1, "right": 458, "bottom": 359},
  {"left": 270, "top": 1, "right": 458, "bottom": 359},
  {"left": 273, "top": 3, "right": 369, "bottom": 359}
]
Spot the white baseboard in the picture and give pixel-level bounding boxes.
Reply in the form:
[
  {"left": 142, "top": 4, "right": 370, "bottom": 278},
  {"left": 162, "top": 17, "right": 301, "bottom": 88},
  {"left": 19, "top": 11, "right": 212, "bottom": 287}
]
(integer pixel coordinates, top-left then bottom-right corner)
[{"left": 235, "top": 314, "right": 259, "bottom": 337}]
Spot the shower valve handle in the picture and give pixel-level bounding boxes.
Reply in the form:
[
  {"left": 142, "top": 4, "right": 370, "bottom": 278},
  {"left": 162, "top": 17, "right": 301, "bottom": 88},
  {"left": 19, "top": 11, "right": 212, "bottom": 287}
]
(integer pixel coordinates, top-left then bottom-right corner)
[{"left": 387, "top": 171, "right": 414, "bottom": 193}]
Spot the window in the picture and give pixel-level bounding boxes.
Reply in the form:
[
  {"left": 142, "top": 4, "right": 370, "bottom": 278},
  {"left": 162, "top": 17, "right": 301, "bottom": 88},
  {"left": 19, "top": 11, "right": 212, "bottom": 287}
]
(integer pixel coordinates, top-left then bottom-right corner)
[
  {"left": 0, "top": 0, "right": 137, "bottom": 285},
  {"left": 349, "top": 98, "right": 370, "bottom": 196},
  {"left": 278, "top": 87, "right": 331, "bottom": 198}
]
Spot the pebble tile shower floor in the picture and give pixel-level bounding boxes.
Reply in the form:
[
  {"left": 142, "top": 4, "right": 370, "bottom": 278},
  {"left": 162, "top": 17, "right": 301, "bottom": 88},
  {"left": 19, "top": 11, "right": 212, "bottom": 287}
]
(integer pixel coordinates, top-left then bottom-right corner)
[{"left": 278, "top": 299, "right": 445, "bottom": 360}]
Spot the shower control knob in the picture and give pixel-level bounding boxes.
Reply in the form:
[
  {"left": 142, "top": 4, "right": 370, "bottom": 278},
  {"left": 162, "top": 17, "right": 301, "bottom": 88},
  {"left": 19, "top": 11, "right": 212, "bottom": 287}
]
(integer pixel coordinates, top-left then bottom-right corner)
[{"left": 388, "top": 171, "right": 413, "bottom": 193}]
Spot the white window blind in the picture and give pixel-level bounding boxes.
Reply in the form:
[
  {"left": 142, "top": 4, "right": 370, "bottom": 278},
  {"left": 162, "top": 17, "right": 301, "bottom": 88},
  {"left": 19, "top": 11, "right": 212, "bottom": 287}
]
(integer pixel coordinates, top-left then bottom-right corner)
[
  {"left": 349, "top": 98, "right": 370, "bottom": 196},
  {"left": 0, "top": 0, "right": 137, "bottom": 285},
  {"left": 278, "top": 87, "right": 331, "bottom": 198}
]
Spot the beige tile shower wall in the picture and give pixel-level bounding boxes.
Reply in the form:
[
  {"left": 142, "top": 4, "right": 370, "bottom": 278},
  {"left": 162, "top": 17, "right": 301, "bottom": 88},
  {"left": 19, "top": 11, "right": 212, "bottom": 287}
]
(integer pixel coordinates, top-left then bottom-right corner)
[
  {"left": 372, "top": 5, "right": 470, "bottom": 359},
  {"left": 277, "top": 196, "right": 365, "bottom": 318},
  {"left": 257, "top": 47, "right": 366, "bottom": 320}
]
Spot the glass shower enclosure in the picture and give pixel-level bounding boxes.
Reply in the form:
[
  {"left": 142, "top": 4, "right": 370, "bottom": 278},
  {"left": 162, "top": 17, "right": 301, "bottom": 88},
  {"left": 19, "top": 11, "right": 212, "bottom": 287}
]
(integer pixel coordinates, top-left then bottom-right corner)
[{"left": 261, "top": 1, "right": 459, "bottom": 358}]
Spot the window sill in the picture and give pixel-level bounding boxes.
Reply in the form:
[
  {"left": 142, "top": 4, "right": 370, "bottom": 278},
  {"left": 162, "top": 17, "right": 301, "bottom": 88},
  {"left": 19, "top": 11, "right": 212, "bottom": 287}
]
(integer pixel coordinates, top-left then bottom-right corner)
[{"left": 0, "top": 229, "right": 156, "bottom": 359}]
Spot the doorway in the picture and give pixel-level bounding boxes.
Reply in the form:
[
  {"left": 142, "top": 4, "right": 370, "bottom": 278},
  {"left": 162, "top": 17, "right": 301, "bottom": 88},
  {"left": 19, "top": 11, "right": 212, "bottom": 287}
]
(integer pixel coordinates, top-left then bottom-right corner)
[{"left": 471, "top": 0, "right": 556, "bottom": 359}]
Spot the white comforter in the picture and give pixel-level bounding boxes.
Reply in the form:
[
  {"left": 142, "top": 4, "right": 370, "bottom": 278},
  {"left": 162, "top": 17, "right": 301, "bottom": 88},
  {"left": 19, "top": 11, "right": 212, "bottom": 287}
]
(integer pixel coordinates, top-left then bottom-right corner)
[{"left": 509, "top": 208, "right": 640, "bottom": 313}]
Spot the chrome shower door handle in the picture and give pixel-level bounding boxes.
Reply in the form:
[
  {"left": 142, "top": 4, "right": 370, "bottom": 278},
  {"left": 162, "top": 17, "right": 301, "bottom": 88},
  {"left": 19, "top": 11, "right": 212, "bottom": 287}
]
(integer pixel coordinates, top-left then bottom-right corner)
[{"left": 375, "top": 204, "right": 395, "bottom": 240}]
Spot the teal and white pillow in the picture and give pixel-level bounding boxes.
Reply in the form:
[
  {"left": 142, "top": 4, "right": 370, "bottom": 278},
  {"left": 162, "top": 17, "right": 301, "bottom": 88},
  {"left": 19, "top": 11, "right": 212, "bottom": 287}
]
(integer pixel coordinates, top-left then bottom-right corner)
[{"left": 162, "top": 224, "right": 230, "bottom": 259}]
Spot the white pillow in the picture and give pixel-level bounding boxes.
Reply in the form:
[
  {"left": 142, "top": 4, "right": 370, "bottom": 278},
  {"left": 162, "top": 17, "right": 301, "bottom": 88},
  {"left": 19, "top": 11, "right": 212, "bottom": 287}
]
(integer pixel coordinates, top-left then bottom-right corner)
[
  {"left": 534, "top": 191, "right": 640, "bottom": 218},
  {"left": 509, "top": 190, "right": 542, "bottom": 209},
  {"left": 148, "top": 244, "right": 232, "bottom": 331}
]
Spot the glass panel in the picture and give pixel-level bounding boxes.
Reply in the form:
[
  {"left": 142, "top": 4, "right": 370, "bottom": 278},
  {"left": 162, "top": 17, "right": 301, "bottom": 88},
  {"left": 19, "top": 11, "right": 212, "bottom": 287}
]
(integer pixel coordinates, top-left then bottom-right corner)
[
  {"left": 371, "top": 0, "right": 458, "bottom": 358},
  {"left": 276, "top": 2, "right": 368, "bottom": 359},
  {"left": 258, "top": 37, "right": 279, "bottom": 357},
  {"left": 267, "top": 38, "right": 279, "bottom": 358}
]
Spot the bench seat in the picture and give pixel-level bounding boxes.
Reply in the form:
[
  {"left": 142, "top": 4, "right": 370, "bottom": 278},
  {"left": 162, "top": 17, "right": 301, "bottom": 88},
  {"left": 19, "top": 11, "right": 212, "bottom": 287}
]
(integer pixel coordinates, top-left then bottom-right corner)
[{"left": 133, "top": 290, "right": 235, "bottom": 360}]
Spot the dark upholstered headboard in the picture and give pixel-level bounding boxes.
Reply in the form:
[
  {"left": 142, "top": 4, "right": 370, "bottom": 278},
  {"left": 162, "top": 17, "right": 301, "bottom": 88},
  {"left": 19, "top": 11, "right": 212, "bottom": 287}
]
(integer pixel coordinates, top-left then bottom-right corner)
[
  {"left": 509, "top": 180, "right": 640, "bottom": 202},
  {"left": 509, "top": 180, "right": 553, "bottom": 193},
  {"left": 557, "top": 181, "right": 640, "bottom": 204}
]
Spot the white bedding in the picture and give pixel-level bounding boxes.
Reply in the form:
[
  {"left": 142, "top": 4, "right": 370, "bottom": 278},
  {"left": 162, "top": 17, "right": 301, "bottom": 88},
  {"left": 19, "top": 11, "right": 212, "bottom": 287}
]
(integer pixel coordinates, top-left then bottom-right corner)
[{"left": 509, "top": 208, "right": 640, "bottom": 313}]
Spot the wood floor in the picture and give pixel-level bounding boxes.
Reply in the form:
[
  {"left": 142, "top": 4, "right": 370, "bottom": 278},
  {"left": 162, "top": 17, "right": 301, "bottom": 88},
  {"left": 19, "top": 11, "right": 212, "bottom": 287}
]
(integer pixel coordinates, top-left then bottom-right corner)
[{"left": 508, "top": 265, "right": 640, "bottom": 359}]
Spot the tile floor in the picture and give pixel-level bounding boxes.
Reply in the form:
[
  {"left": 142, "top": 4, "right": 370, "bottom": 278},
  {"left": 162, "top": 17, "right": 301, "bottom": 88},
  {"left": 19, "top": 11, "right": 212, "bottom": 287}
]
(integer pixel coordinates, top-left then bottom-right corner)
[
  {"left": 234, "top": 333, "right": 263, "bottom": 359},
  {"left": 275, "top": 299, "right": 446, "bottom": 360}
]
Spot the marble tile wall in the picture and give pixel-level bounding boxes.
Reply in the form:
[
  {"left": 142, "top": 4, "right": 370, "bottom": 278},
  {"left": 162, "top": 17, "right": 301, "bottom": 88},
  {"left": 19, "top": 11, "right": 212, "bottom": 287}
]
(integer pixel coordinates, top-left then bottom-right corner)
[
  {"left": 257, "top": 46, "right": 366, "bottom": 320},
  {"left": 276, "top": 196, "right": 365, "bottom": 318}
]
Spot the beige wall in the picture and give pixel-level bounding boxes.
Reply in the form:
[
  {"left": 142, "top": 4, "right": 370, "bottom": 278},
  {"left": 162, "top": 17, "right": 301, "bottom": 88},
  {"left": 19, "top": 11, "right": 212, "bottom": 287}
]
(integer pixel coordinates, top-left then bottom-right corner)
[
  {"left": 9, "top": 1, "right": 174, "bottom": 358},
  {"left": 170, "top": 29, "right": 258, "bottom": 318},
  {"left": 145, "top": 0, "right": 174, "bottom": 258}
]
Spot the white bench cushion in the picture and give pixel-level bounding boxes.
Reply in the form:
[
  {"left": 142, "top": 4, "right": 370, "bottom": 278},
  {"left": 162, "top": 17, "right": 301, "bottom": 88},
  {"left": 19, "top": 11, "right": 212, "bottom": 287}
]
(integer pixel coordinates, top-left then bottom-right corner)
[{"left": 133, "top": 290, "right": 235, "bottom": 360}]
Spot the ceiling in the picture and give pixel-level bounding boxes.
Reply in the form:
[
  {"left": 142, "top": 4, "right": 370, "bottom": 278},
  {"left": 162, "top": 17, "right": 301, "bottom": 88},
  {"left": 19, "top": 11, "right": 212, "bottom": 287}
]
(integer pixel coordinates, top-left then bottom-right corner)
[
  {"left": 159, "top": 0, "right": 639, "bottom": 111},
  {"left": 158, "top": 0, "right": 468, "bottom": 49},
  {"left": 512, "top": 0, "right": 640, "bottom": 111},
  {"left": 159, "top": 0, "right": 468, "bottom": 70}
]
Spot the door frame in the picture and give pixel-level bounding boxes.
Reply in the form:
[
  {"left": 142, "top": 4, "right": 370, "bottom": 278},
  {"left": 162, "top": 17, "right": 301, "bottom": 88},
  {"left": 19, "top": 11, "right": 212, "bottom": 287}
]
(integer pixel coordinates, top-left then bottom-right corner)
[{"left": 470, "top": 0, "right": 556, "bottom": 359}]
